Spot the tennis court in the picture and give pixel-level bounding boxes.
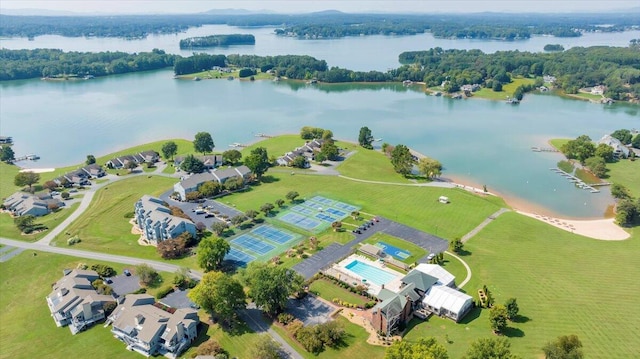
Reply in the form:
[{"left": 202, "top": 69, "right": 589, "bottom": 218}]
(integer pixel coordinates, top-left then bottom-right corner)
[
  {"left": 325, "top": 208, "right": 346, "bottom": 217},
  {"left": 231, "top": 234, "right": 275, "bottom": 255},
  {"left": 280, "top": 212, "right": 323, "bottom": 231},
  {"left": 333, "top": 202, "right": 359, "bottom": 212},
  {"left": 300, "top": 200, "right": 323, "bottom": 210},
  {"left": 377, "top": 241, "right": 411, "bottom": 260},
  {"left": 225, "top": 248, "right": 255, "bottom": 265},
  {"left": 291, "top": 205, "right": 315, "bottom": 216},
  {"left": 252, "top": 225, "right": 296, "bottom": 244},
  {"left": 315, "top": 213, "right": 338, "bottom": 222},
  {"left": 311, "top": 196, "right": 336, "bottom": 205}
]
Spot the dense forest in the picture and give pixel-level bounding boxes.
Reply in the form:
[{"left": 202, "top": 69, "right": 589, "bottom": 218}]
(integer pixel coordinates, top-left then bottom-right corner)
[
  {"left": 174, "top": 54, "right": 328, "bottom": 77},
  {"left": 179, "top": 34, "right": 255, "bottom": 48},
  {"left": 1, "top": 12, "right": 638, "bottom": 40},
  {"left": 0, "top": 48, "right": 176, "bottom": 80}
]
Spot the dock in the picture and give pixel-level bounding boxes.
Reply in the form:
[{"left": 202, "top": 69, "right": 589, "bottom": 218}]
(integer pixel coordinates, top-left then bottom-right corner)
[
  {"left": 254, "top": 133, "right": 273, "bottom": 138},
  {"left": 14, "top": 154, "right": 40, "bottom": 162},
  {"left": 228, "top": 143, "right": 247, "bottom": 148},
  {"left": 549, "top": 168, "right": 601, "bottom": 193},
  {"left": 531, "top": 146, "right": 559, "bottom": 153}
]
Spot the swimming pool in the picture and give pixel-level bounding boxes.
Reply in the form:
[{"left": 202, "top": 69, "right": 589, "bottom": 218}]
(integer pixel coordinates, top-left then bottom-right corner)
[{"left": 344, "top": 260, "right": 398, "bottom": 286}]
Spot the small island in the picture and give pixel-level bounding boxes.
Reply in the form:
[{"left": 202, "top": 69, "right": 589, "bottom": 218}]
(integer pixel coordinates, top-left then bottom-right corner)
[
  {"left": 543, "top": 44, "right": 565, "bottom": 52},
  {"left": 179, "top": 34, "right": 256, "bottom": 49}
]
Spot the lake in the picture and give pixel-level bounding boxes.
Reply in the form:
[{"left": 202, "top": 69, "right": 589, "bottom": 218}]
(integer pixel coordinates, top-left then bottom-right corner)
[
  {"left": 1, "top": 25, "right": 639, "bottom": 71},
  {"left": 2, "top": 69, "right": 638, "bottom": 219}
]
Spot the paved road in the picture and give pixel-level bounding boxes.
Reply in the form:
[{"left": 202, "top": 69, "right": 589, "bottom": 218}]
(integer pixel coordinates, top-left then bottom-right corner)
[
  {"left": 461, "top": 208, "right": 510, "bottom": 243},
  {"left": 239, "top": 305, "right": 304, "bottom": 359}
]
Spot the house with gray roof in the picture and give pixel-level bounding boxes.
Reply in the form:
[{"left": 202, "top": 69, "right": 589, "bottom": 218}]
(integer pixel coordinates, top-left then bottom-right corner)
[
  {"left": 107, "top": 151, "right": 159, "bottom": 169},
  {"left": 174, "top": 155, "right": 223, "bottom": 169},
  {"left": 598, "top": 134, "right": 630, "bottom": 158},
  {"left": 276, "top": 139, "right": 324, "bottom": 166},
  {"left": 81, "top": 164, "right": 106, "bottom": 178},
  {"left": 108, "top": 294, "right": 199, "bottom": 358},
  {"left": 134, "top": 195, "right": 196, "bottom": 244},
  {"left": 172, "top": 166, "right": 252, "bottom": 201},
  {"left": 46, "top": 269, "right": 115, "bottom": 334},
  {"left": 3, "top": 191, "right": 63, "bottom": 217}
]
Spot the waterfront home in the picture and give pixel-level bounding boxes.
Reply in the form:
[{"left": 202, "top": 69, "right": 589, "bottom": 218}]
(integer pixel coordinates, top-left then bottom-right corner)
[
  {"left": 3, "top": 191, "right": 63, "bottom": 217},
  {"left": 591, "top": 85, "right": 606, "bottom": 95},
  {"left": 0, "top": 136, "right": 12, "bottom": 144},
  {"left": 276, "top": 139, "right": 324, "bottom": 166},
  {"left": 371, "top": 264, "right": 472, "bottom": 335},
  {"left": 460, "top": 84, "right": 481, "bottom": 93},
  {"left": 106, "top": 151, "right": 159, "bottom": 169},
  {"left": 109, "top": 294, "right": 199, "bottom": 358},
  {"left": 174, "top": 154, "right": 223, "bottom": 169},
  {"left": 173, "top": 166, "right": 252, "bottom": 201},
  {"left": 134, "top": 195, "right": 196, "bottom": 244},
  {"left": 81, "top": 164, "right": 106, "bottom": 178},
  {"left": 598, "top": 134, "right": 630, "bottom": 158},
  {"left": 543, "top": 75, "right": 557, "bottom": 83},
  {"left": 46, "top": 269, "right": 116, "bottom": 334}
]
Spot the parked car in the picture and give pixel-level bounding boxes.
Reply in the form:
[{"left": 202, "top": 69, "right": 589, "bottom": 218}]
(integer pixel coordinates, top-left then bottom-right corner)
[
  {"left": 50, "top": 191, "right": 60, "bottom": 195},
  {"left": 104, "top": 278, "right": 112, "bottom": 284},
  {"left": 123, "top": 269, "right": 131, "bottom": 276},
  {"left": 427, "top": 253, "right": 436, "bottom": 261}
]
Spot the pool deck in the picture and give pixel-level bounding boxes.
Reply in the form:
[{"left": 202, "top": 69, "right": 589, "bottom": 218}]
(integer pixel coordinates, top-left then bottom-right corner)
[{"left": 334, "top": 254, "right": 404, "bottom": 295}]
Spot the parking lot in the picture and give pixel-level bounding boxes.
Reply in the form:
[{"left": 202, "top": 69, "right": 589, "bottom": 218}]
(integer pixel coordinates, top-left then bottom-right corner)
[
  {"left": 160, "top": 289, "right": 197, "bottom": 309},
  {"left": 159, "top": 190, "right": 244, "bottom": 228},
  {"left": 109, "top": 273, "right": 141, "bottom": 297},
  {"left": 287, "top": 295, "right": 336, "bottom": 325}
]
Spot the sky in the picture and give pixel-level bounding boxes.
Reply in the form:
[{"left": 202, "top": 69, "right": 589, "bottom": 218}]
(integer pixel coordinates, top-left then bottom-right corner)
[{"left": 0, "top": 0, "right": 637, "bottom": 15}]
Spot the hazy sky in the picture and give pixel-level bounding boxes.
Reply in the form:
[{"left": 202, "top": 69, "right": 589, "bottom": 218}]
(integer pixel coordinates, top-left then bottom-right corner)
[{"left": 1, "top": 0, "right": 637, "bottom": 14}]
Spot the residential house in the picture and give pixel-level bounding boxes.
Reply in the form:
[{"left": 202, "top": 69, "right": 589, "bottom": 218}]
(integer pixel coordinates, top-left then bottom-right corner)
[
  {"left": 46, "top": 269, "right": 115, "bottom": 334},
  {"left": 0, "top": 136, "right": 12, "bottom": 144},
  {"left": 172, "top": 166, "right": 252, "bottom": 201},
  {"left": 276, "top": 139, "right": 324, "bottom": 167},
  {"left": 543, "top": 75, "right": 556, "bottom": 83},
  {"left": 107, "top": 151, "right": 159, "bottom": 169},
  {"left": 460, "top": 84, "right": 481, "bottom": 93},
  {"left": 174, "top": 155, "right": 223, "bottom": 169},
  {"left": 3, "top": 191, "right": 63, "bottom": 217},
  {"left": 54, "top": 169, "right": 91, "bottom": 186},
  {"left": 109, "top": 294, "right": 199, "bottom": 358},
  {"left": 370, "top": 264, "right": 472, "bottom": 335},
  {"left": 139, "top": 150, "right": 160, "bottom": 163},
  {"left": 598, "top": 134, "right": 630, "bottom": 158},
  {"left": 134, "top": 195, "right": 196, "bottom": 244},
  {"left": 591, "top": 85, "right": 606, "bottom": 95},
  {"left": 81, "top": 164, "right": 106, "bottom": 178}
]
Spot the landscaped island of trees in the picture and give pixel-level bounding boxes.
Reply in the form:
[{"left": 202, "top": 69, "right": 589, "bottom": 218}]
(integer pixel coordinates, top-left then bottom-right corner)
[{"left": 179, "top": 34, "right": 255, "bottom": 48}]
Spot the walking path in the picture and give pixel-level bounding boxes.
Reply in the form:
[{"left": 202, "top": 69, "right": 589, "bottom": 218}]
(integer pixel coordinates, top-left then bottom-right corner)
[
  {"left": 445, "top": 251, "right": 472, "bottom": 289},
  {"left": 461, "top": 208, "right": 510, "bottom": 243}
]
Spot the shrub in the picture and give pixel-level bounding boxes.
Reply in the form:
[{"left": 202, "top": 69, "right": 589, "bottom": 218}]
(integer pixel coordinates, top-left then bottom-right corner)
[
  {"left": 61, "top": 192, "right": 70, "bottom": 200},
  {"left": 90, "top": 264, "right": 116, "bottom": 277},
  {"left": 277, "top": 313, "right": 295, "bottom": 325},
  {"left": 67, "top": 236, "right": 81, "bottom": 245},
  {"left": 123, "top": 211, "right": 135, "bottom": 219},
  {"left": 132, "top": 288, "right": 147, "bottom": 294},
  {"left": 196, "top": 339, "right": 224, "bottom": 356},
  {"left": 156, "top": 286, "right": 175, "bottom": 299},
  {"left": 76, "top": 263, "right": 88, "bottom": 270},
  {"left": 103, "top": 301, "right": 117, "bottom": 316},
  {"left": 287, "top": 319, "right": 304, "bottom": 336}
]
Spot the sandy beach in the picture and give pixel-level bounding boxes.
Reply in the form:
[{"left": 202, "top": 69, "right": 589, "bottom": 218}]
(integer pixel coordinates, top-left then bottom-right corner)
[
  {"left": 19, "top": 167, "right": 55, "bottom": 173},
  {"left": 516, "top": 210, "right": 629, "bottom": 240}
]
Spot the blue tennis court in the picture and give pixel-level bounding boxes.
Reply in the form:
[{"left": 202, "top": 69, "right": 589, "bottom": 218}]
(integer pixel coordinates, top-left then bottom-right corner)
[
  {"left": 311, "top": 196, "right": 336, "bottom": 205},
  {"left": 334, "top": 202, "right": 359, "bottom": 212},
  {"left": 252, "top": 225, "right": 296, "bottom": 244},
  {"left": 231, "top": 234, "right": 275, "bottom": 255},
  {"left": 315, "top": 213, "right": 338, "bottom": 222},
  {"left": 300, "top": 200, "right": 323, "bottom": 210},
  {"left": 280, "top": 212, "right": 322, "bottom": 230},
  {"left": 291, "top": 205, "right": 315, "bottom": 215},
  {"left": 325, "top": 208, "right": 346, "bottom": 217},
  {"left": 225, "top": 248, "right": 255, "bottom": 266},
  {"left": 377, "top": 241, "right": 411, "bottom": 260}
]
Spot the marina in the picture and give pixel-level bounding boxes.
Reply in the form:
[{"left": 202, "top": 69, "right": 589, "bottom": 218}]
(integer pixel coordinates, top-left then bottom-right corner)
[{"left": 549, "top": 168, "right": 602, "bottom": 193}]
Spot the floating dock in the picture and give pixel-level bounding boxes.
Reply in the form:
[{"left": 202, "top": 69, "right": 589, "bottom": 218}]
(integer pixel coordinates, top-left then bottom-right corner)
[
  {"left": 531, "top": 146, "right": 559, "bottom": 153},
  {"left": 549, "top": 168, "right": 601, "bottom": 193}
]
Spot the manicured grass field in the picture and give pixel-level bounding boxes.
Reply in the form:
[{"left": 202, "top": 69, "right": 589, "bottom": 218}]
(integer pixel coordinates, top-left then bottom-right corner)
[
  {"left": 606, "top": 159, "right": 640, "bottom": 197},
  {"left": 571, "top": 92, "right": 603, "bottom": 101},
  {"left": 51, "top": 176, "right": 197, "bottom": 267},
  {"left": 180, "top": 316, "right": 263, "bottom": 359},
  {"left": 309, "top": 279, "right": 369, "bottom": 306},
  {"left": 0, "top": 203, "right": 79, "bottom": 241},
  {"left": 549, "top": 138, "right": 570, "bottom": 151},
  {"left": 272, "top": 316, "right": 386, "bottom": 359},
  {"left": 337, "top": 146, "right": 415, "bottom": 183},
  {"left": 0, "top": 251, "right": 148, "bottom": 359},
  {"left": 473, "top": 77, "right": 536, "bottom": 101},
  {"left": 241, "top": 134, "right": 314, "bottom": 159},
  {"left": 177, "top": 69, "right": 273, "bottom": 81},
  {"left": 362, "top": 232, "right": 427, "bottom": 264},
  {"left": 224, "top": 173, "right": 506, "bottom": 241},
  {"left": 0, "top": 162, "right": 21, "bottom": 199}
]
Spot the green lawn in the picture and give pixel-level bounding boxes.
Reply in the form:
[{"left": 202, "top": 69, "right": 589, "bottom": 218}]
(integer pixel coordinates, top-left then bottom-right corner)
[
  {"left": 272, "top": 316, "right": 386, "bottom": 359},
  {"left": 241, "top": 134, "right": 310, "bottom": 158},
  {"left": 337, "top": 146, "right": 415, "bottom": 183},
  {"left": 571, "top": 92, "right": 603, "bottom": 101},
  {"left": 0, "top": 202, "right": 79, "bottom": 241},
  {"left": 180, "top": 316, "right": 263, "bottom": 359},
  {"left": 362, "top": 232, "right": 428, "bottom": 264},
  {"left": 0, "top": 251, "right": 151, "bottom": 359},
  {"left": 473, "top": 77, "right": 536, "bottom": 100},
  {"left": 309, "top": 279, "right": 369, "bottom": 306},
  {"left": 549, "top": 138, "right": 570, "bottom": 151},
  {"left": 606, "top": 159, "right": 640, "bottom": 197},
  {"left": 177, "top": 69, "right": 273, "bottom": 81},
  {"left": 0, "top": 162, "right": 21, "bottom": 199},
  {"left": 454, "top": 212, "right": 639, "bottom": 358},
  {"left": 51, "top": 176, "right": 197, "bottom": 267},
  {"left": 224, "top": 173, "right": 506, "bottom": 241}
]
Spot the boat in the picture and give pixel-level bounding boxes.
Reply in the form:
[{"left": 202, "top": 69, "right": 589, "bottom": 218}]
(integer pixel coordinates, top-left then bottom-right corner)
[
  {"left": 506, "top": 98, "right": 520, "bottom": 104},
  {"left": 26, "top": 154, "right": 40, "bottom": 160},
  {"left": 374, "top": 138, "right": 383, "bottom": 142},
  {"left": 402, "top": 80, "right": 413, "bottom": 86},
  {"left": 193, "top": 77, "right": 201, "bottom": 81}
]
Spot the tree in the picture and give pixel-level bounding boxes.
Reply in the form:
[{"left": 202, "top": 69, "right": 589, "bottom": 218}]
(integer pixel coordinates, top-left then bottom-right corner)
[
  {"left": 610, "top": 183, "right": 632, "bottom": 199},
  {"left": 594, "top": 143, "right": 614, "bottom": 162},
  {"left": 156, "top": 236, "right": 188, "bottom": 259},
  {"left": 224, "top": 176, "right": 244, "bottom": 191},
  {"left": 222, "top": 149, "right": 242, "bottom": 165},
  {"left": 320, "top": 141, "right": 339, "bottom": 161},
  {"left": 315, "top": 151, "right": 328, "bottom": 164},
  {"left": 610, "top": 129, "right": 633, "bottom": 144},
  {"left": 358, "top": 126, "right": 374, "bottom": 149},
  {"left": 61, "top": 192, "right": 70, "bottom": 200},
  {"left": 172, "top": 267, "right": 192, "bottom": 289},
  {"left": 243, "top": 262, "right": 304, "bottom": 316},
  {"left": 194, "top": 131, "right": 215, "bottom": 155},
  {"left": 211, "top": 221, "right": 229, "bottom": 236},
  {"left": 134, "top": 264, "right": 158, "bottom": 286},
  {"left": 196, "top": 339, "right": 225, "bottom": 357},
  {"left": 385, "top": 337, "right": 448, "bottom": 359},
  {"left": 561, "top": 135, "right": 595, "bottom": 164},
  {"left": 489, "top": 305, "right": 509, "bottom": 333},
  {"left": 180, "top": 154, "right": 205, "bottom": 173},
  {"left": 493, "top": 81, "right": 503, "bottom": 91},
  {"left": 250, "top": 334, "right": 283, "bottom": 359},
  {"left": 308, "top": 236, "right": 318, "bottom": 250},
  {"left": 1, "top": 146, "right": 15, "bottom": 163},
  {"left": 632, "top": 134, "right": 640, "bottom": 149},
  {"left": 291, "top": 155, "right": 308, "bottom": 168},
  {"left": 275, "top": 199, "right": 285, "bottom": 208},
  {"left": 464, "top": 338, "right": 518, "bottom": 359},
  {"left": 245, "top": 209, "right": 259, "bottom": 221},
  {"left": 286, "top": 191, "right": 299, "bottom": 202},
  {"left": 505, "top": 298, "right": 519, "bottom": 320},
  {"left": 331, "top": 221, "right": 342, "bottom": 232},
  {"left": 86, "top": 154, "right": 96, "bottom": 165},
  {"left": 391, "top": 144, "right": 415, "bottom": 176},
  {"left": 260, "top": 203, "right": 275, "bottom": 216},
  {"left": 245, "top": 147, "right": 270, "bottom": 179},
  {"left": 161, "top": 141, "right": 178, "bottom": 160},
  {"left": 188, "top": 271, "right": 246, "bottom": 322},
  {"left": 449, "top": 238, "right": 463, "bottom": 253},
  {"left": 321, "top": 129, "right": 334, "bottom": 142},
  {"left": 199, "top": 181, "right": 222, "bottom": 197},
  {"left": 197, "top": 236, "right": 230, "bottom": 271},
  {"left": 14, "top": 171, "right": 40, "bottom": 192},
  {"left": 542, "top": 334, "right": 583, "bottom": 359},
  {"left": 14, "top": 215, "right": 35, "bottom": 232},
  {"left": 418, "top": 157, "right": 443, "bottom": 179},
  {"left": 43, "top": 180, "right": 58, "bottom": 191},
  {"left": 584, "top": 156, "right": 607, "bottom": 178},
  {"left": 125, "top": 160, "right": 138, "bottom": 172}
]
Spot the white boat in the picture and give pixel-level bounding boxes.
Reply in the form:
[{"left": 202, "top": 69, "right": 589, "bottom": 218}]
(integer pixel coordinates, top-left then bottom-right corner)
[{"left": 374, "top": 138, "right": 383, "bottom": 142}]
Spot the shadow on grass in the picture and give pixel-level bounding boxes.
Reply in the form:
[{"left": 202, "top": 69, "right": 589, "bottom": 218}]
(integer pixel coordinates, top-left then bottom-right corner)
[
  {"left": 502, "top": 326, "right": 525, "bottom": 338},
  {"left": 456, "top": 249, "right": 473, "bottom": 256},
  {"left": 458, "top": 307, "right": 482, "bottom": 325},
  {"left": 260, "top": 175, "right": 280, "bottom": 184},
  {"left": 189, "top": 322, "right": 211, "bottom": 347},
  {"left": 239, "top": 222, "right": 256, "bottom": 230},
  {"left": 512, "top": 314, "right": 531, "bottom": 323}
]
